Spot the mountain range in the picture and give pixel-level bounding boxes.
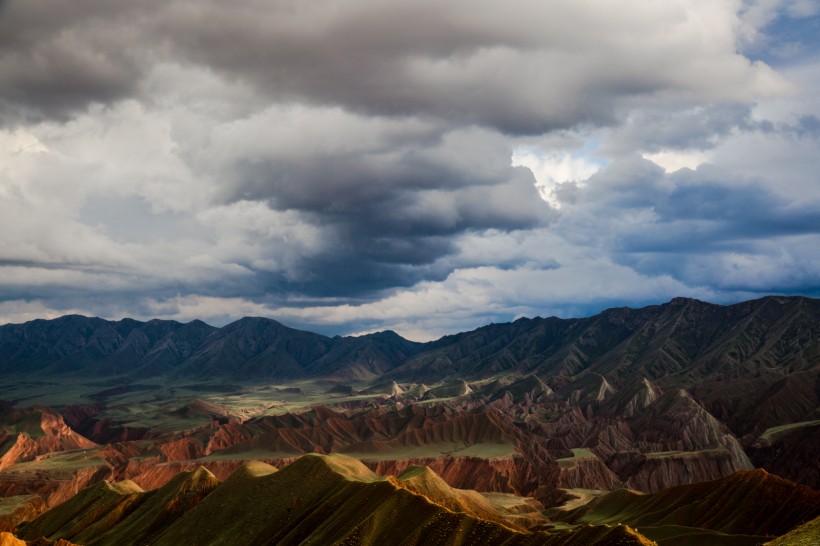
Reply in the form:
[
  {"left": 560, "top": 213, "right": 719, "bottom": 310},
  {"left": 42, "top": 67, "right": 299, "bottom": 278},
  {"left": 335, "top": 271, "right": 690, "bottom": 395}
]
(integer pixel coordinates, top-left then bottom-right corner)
[
  {"left": 2, "top": 296, "right": 818, "bottom": 387},
  {"left": 0, "top": 295, "right": 818, "bottom": 545}
]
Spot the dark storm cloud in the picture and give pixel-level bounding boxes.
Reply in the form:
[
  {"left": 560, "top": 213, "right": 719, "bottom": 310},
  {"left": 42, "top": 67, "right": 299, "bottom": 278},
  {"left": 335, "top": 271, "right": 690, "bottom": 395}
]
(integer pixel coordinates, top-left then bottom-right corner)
[
  {"left": 152, "top": 0, "right": 745, "bottom": 135},
  {"left": 660, "top": 176, "right": 820, "bottom": 237},
  {"left": 152, "top": 0, "right": 568, "bottom": 134},
  {"left": 566, "top": 150, "right": 820, "bottom": 299},
  {"left": 193, "top": 104, "right": 554, "bottom": 297},
  {"left": 585, "top": 158, "right": 820, "bottom": 252},
  {"left": 0, "top": 0, "right": 789, "bottom": 132},
  {"left": 0, "top": 0, "right": 791, "bottom": 130},
  {"left": 229, "top": 151, "right": 551, "bottom": 297},
  {"left": 0, "top": 0, "right": 771, "bottom": 132},
  {"left": 0, "top": 0, "right": 160, "bottom": 122},
  {"left": 229, "top": 142, "right": 546, "bottom": 228}
]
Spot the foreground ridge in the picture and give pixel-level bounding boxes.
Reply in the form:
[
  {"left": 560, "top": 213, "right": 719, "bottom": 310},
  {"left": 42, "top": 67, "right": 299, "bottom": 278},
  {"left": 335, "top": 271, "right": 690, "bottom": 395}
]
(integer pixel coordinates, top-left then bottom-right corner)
[{"left": 15, "top": 454, "right": 656, "bottom": 546}]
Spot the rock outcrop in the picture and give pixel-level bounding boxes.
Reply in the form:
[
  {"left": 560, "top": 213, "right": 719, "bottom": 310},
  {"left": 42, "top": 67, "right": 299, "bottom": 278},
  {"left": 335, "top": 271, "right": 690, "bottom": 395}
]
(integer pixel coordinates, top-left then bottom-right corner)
[
  {"left": 0, "top": 409, "right": 96, "bottom": 471},
  {"left": 0, "top": 532, "right": 26, "bottom": 546},
  {"left": 0, "top": 495, "right": 45, "bottom": 533}
]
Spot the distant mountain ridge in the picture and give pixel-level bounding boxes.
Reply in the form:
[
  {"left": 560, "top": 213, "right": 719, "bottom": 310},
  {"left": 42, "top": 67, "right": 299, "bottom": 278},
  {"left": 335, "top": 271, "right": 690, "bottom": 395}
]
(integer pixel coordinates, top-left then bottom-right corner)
[
  {"left": 0, "top": 314, "right": 425, "bottom": 381},
  {"left": 1, "top": 296, "right": 818, "bottom": 387},
  {"left": 401, "top": 295, "right": 820, "bottom": 384}
]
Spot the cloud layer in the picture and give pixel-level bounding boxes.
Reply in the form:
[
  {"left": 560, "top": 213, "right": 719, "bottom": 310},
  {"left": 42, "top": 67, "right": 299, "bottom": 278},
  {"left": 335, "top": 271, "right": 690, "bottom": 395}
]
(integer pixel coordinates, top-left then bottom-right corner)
[{"left": 1, "top": 0, "right": 818, "bottom": 339}]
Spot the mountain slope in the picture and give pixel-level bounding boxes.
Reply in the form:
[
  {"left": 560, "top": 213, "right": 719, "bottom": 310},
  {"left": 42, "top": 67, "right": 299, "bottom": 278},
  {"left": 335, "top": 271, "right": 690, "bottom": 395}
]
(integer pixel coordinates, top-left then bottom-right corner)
[
  {"left": 392, "top": 296, "right": 820, "bottom": 385},
  {"left": 18, "top": 467, "right": 219, "bottom": 545}
]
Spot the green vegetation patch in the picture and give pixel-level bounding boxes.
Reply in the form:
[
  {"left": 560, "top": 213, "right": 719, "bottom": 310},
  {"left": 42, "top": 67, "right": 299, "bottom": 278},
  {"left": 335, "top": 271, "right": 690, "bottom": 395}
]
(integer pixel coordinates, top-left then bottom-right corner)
[
  {"left": 638, "top": 524, "right": 768, "bottom": 546},
  {"left": 556, "top": 448, "right": 596, "bottom": 468},
  {"left": 4, "top": 448, "right": 104, "bottom": 473},
  {"left": 343, "top": 441, "right": 516, "bottom": 461}
]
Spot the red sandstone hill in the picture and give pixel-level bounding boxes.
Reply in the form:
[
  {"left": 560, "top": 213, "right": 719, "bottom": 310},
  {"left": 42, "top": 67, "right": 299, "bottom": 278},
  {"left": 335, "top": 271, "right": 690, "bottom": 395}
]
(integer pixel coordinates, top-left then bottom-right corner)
[{"left": 0, "top": 408, "right": 96, "bottom": 471}]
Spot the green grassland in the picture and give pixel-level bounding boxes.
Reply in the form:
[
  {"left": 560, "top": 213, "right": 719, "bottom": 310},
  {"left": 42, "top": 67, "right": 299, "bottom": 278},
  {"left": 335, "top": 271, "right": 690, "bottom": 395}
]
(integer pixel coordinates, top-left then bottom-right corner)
[{"left": 3, "top": 448, "right": 105, "bottom": 474}]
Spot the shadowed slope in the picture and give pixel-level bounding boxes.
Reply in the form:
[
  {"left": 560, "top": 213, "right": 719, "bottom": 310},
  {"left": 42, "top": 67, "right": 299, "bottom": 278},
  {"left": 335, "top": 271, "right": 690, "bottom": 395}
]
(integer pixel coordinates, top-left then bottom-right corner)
[
  {"left": 18, "top": 480, "right": 144, "bottom": 541},
  {"left": 18, "top": 468, "right": 219, "bottom": 545},
  {"left": 555, "top": 469, "right": 820, "bottom": 544},
  {"left": 306, "top": 330, "right": 426, "bottom": 380},
  {"left": 0, "top": 316, "right": 425, "bottom": 381},
  {"left": 747, "top": 420, "right": 820, "bottom": 489},
  {"left": 764, "top": 514, "right": 820, "bottom": 545},
  {"left": 3, "top": 296, "right": 817, "bottom": 392},
  {"left": 391, "top": 296, "right": 820, "bottom": 396},
  {"left": 84, "top": 467, "right": 219, "bottom": 545}
]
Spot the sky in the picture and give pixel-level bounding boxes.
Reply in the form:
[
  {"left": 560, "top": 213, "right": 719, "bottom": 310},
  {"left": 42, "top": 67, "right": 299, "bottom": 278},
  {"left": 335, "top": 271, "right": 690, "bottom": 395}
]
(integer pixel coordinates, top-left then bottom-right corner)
[{"left": 1, "top": 0, "right": 819, "bottom": 341}]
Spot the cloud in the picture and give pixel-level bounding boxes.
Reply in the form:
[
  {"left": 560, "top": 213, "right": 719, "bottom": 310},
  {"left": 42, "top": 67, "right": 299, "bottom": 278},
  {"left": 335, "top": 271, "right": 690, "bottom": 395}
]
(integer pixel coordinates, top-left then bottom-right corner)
[
  {"left": 150, "top": 0, "right": 793, "bottom": 134},
  {"left": 642, "top": 149, "right": 711, "bottom": 172},
  {"left": 0, "top": 0, "right": 162, "bottom": 123},
  {"left": 250, "top": 254, "right": 717, "bottom": 341},
  {"left": 0, "top": 300, "right": 92, "bottom": 325},
  {"left": 0, "top": 1, "right": 818, "bottom": 339},
  {"left": 551, "top": 122, "right": 820, "bottom": 299},
  {"left": 511, "top": 146, "right": 604, "bottom": 207},
  {"left": 188, "top": 107, "right": 555, "bottom": 296},
  {"left": 1, "top": 0, "right": 793, "bottom": 129}
]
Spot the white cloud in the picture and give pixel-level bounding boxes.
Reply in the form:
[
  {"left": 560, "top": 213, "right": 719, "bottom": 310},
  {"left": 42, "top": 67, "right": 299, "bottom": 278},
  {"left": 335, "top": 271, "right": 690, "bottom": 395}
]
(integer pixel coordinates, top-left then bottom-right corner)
[
  {"left": 0, "top": 130, "right": 49, "bottom": 155},
  {"left": 642, "top": 149, "right": 712, "bottom": 172},
  {"left": 511, "top": 146, "right": 604, "bottom": 207}
]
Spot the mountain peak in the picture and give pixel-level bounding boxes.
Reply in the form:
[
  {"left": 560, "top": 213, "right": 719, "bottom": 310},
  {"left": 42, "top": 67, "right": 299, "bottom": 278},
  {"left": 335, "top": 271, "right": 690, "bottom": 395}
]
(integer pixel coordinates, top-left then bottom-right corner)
[
  {"left": 223, "top": 316, "right": 287, "bottom": 329},
  {"left": 283, "top": 453, "right": 380, "bottom": 483}
]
